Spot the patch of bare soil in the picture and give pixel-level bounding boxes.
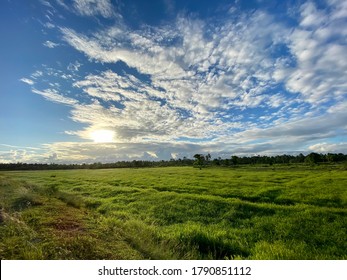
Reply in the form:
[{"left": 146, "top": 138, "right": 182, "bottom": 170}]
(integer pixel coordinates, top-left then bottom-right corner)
[{"left": 51, "top": 218, "right": 84, "bottom": 233}]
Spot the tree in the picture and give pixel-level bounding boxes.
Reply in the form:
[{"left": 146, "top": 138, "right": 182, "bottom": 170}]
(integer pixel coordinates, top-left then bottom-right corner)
[
  {"left": 193, "top": 154, "right": 205, "bottom": 170},
  {"left": 231, "top": 155, "right": 239, "bottom": 165},
  {"left": 305, "top": 152, "right": 321, "bottom": 165}
]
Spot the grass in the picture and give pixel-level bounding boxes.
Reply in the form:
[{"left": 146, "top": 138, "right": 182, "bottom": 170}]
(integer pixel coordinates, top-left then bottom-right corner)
[{"left": 0, "top": 164, "right": 346, "bottom": 259}]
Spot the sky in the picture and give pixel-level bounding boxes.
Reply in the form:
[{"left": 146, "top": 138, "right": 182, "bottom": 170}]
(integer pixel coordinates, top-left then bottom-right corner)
[{"left": 0, "top": 0, "right": 347, "bottom": 163}]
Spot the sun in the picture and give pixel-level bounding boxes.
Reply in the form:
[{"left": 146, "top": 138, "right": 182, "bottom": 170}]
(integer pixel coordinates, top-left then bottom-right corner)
[{"left": 90, "top": 130, "right": 114, "bottom": 143}]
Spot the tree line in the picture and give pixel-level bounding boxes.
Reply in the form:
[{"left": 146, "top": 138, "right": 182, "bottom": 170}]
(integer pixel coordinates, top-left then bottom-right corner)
[
  {"left": 194, "top": 152, "right": 347, "bottom": 168},
  {"left": 0, "top": 152, "right": 346, "bottom": 171}
]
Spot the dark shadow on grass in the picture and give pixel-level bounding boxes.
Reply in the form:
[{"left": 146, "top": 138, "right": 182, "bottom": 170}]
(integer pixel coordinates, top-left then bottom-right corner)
[{"left": 179, "top": 230, "right": 250, "bottom": 259}]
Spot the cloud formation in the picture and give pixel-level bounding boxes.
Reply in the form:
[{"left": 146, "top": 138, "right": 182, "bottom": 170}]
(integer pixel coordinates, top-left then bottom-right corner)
[
  {"left": 75, "top": 0, "right": 114, "bottom": 18},
  {"left": 4, "top": 0, "right": 346, "bottom": 163},
  {"left": 276, "top": 1, "right": 347, "bottom": 105},
  {"left": 20, "top": 78, "right": 35, "bottom": 85},
  {"left": 43, "top": 40, "right": 59, "bottom": 48}
]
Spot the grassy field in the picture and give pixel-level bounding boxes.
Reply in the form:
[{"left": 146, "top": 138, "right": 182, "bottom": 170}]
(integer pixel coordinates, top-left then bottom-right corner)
[{"left": 1, "top": 164, "right": 346, "bottom": 260}]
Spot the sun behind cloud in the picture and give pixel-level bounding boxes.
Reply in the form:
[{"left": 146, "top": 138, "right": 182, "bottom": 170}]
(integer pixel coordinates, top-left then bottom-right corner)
[{"left": 90, "top": 130, "right": 114, "bottom": 143}]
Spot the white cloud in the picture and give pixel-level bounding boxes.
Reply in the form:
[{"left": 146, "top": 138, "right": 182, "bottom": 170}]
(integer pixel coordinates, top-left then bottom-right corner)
[
  {"left": 55, "top": 0, "right": 69, "bottom": 10},
  {"left": 60, "top": 9, "right": 290, "bottom": 117},
  {"left": 0, "top": 145, "right": 49, "bottom": 163},
  {"left": 38, "top": 141, "right": 206, "bottom": 163},
  {"left": 57, "top": 7, "right": 341, "bottom": 148},
  {"left": 32, "top": 88, "right": 78, "bottom": 106},
  {"left": 309, "top": 142, "right": 347, "bottom": 153},
  {"left": 31, "top": 71, "right": 43, "bottom": 78},
  {"left": 146, "top": 151, "right": 158, "bottom": 159},
  {"left": 299, "top": 1, "right": 327, "bottom": 28},
  {"left": 73, "top": 0, "right": 115, "bottom": 18},
  {"left": 0, "top": 144, "right": 41, "bottom": 151},
  {"left": 40, "top": 0, "right": 54, "bottom": 8},
  {"left": 15, "top": 1, "right": 346, "bottom": 162},
  {"left": 44, "top": 22, "right": 55, "bottom": 29},
  {"left": 219, "top": 103, "right": 347, "bottom": 156},
  {"left": 43, "top": 40, "right": 59, "bottom": 48},
  {"left": 67, "top": 61, "right": 82, "bottom": 72},
  {"left": 278, "top": 1, "right": 347, "bottom": 105},
  {"left": 20, "top": 78, "right": 35, "bottom": 85}
]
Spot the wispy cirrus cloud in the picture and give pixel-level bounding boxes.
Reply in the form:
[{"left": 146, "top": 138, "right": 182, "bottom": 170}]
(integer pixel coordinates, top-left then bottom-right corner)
[
  {"left": 32, "top": 88, "right": 78, "bottom": 106},
  {"left": 74, "top": 0, "right": 115, "bottom": 18},
  {"left": 67, "top": 61, "right": 82, "bottom": 72},
  {"left": 43, "top": 40, "right": 59, "bottom": 48}
]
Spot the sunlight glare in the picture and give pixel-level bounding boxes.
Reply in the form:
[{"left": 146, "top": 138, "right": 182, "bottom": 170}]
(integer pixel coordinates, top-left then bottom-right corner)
[{"left": 90, "top": 130, "right": 114, "bottom": 143}]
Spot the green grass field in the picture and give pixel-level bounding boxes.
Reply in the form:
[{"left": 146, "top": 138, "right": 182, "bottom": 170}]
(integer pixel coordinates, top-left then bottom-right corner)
[{"left": 1, "top": 165, "right": 346, "bottom": 260}]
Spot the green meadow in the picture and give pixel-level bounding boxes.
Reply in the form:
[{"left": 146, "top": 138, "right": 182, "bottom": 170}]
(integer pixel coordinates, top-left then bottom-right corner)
[{"left": 1, "top": 165, "right": 346, "bottom": 260}]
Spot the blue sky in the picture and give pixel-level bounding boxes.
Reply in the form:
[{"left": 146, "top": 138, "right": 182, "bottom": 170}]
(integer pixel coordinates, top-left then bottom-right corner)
[{"left": 1, "top": 0, "right": 347, "bottom": 163}]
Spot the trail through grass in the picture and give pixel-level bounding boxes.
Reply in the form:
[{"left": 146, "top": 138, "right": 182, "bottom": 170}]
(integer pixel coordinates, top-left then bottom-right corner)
[{"left": 1, "top": 165, "right": 346, "bottom": 259}]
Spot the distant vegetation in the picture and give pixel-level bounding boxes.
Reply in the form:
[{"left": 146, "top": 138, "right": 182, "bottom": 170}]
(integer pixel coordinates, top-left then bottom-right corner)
[
  {"left": 1, "top": 165, "right": 346, "bottom": 259},
  {"left": 0, "top": 152, "right": 346, "bottom": 170}
]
